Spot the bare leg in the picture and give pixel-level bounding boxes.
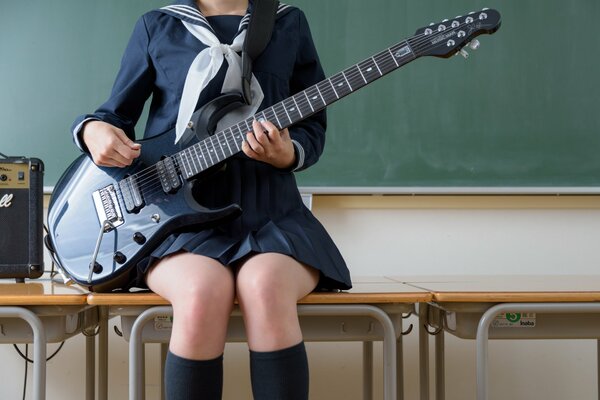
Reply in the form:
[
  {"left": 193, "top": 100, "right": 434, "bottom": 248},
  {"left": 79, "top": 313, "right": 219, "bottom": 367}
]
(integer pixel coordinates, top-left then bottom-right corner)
[
  {"left": 146, "top": 252, "right": 235, "bottom": 359},
  {"left": 235, "top": 253, "right": 319, "bottom": 351}
]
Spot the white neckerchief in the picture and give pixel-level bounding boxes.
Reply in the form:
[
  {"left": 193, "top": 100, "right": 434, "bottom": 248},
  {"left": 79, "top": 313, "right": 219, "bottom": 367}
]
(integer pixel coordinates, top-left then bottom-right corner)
[{"left": 175, "top": 19, "right": 264, "bottom": 144}]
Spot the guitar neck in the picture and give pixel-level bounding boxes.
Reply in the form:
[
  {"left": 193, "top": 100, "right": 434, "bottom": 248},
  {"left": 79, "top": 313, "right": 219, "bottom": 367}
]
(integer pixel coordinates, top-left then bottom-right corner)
[{"left": 176, "top": 39, "right": 419, "bottom": 179}]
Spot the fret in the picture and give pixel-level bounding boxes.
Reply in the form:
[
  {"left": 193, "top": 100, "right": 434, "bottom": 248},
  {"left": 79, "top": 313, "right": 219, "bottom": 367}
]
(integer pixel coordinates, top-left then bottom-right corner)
[
  {"left": 223, "top": 128, "right": 233, "bottom": 154},
  {"left": 387, "top": 48, "right": 400, "bottom": 67},
  {"left": 389, "top": 41, "right": 415, "bottom": 66},
  {"left": 375, "top": 49, "right": 396, "bottom": 75},
  {"left": 282, "top": 97, "right": 302, "bottom": 124},
  {"left": 263, "top": 108, "right": 280, "bottom": 129},
  {"left": 215, "top": 134, "right": 226, "bottom": 160},
  {"left": 190, "top": 144, "right": 202, "bottom": 173},
  {"left": 186, "top": 147, "right": 201, "bottom": 174},
  {"left": 202, "top": 139, "right": 215, "bottom": 166},
  {"left": 341, "top": 70, "right": 353, "bottom": 91},
  {"left": 183, "top": 151, "right": 194, "bottom": 178},
  {"left": 306, "top": 86, "right": 325, "bottom": 111},
  {"left": 357, "top": 59, "right": 381, "bottom": 84},
  {"left": 372, "top": 56, "right": 382, "bottom": 76},
  {"left": 209, "top": 136, "right": 220, "bottom": 164},
  {"left": 232, "top": 126, "right": 244, "bottom": 150},
  {"left": 316, "top": 81, "right": 336, "bottom": 105},
  {"left": 330, "top": 73, "right": 352, "bottom": 97},
  {"left": 291, "top": 96, "right": 304, "bottom": 118},
  {"left": 268, "top": 106, "right": 283, "bottom": 128},
  {"left": 177, "top": 153, "right": 190, "bottom": 179},
  {"left": 274, "top": 102, "right": 293, "bottom": 126},
  {"left": 327, "top": 78, "right": 340, "bottom": 99},
  {"left": 353, "top": 64, "right": 367, "bottom": 84},
  {"left": 196, "top": 143, "right": 208, "bottom": 170},
  {"left": 302, "top": 91, "right": 315, "bottom": 113}
]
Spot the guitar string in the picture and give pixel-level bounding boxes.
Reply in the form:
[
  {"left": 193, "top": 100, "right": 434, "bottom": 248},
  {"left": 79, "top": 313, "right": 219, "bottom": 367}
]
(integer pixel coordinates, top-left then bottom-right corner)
[
  {"left": 113, "top": 14, "right": 492, "bottom": 205},
  {"left": 119, "top": 16, "right": 483, "bottom": 207},
  {"left": 123, "top": 14, "right": 484, "bottom": 191},
  {"left": 116, "top": 15, "right": 487, "bottom": 207}
]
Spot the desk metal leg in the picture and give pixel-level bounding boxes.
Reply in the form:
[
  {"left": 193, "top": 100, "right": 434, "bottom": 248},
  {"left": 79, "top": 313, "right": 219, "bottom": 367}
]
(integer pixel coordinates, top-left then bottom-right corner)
[
  {"left": 419, "top": 303, "right": 430, "bottom": 400},
  {"left": 130, "top": 305, "right": 398, "bottom": 400},
  {"left": 0, "top": 307, "right": 47, "bottom": 400},
  {"left": 363, "top": 341, "right": 373, "bottom": 400},
  {"left": 98, "top": 306, "right": 109, "bottom": 400},
  {"left": 476, "top": 303, "right": 600, "bottom": 400},
  {"left": 397, "top": 326, "right": 404, "bottom": 400},
  {"left": 86, "top": 334, "right": 95, "bottom": 400},
  {"left": 435, "top": 330, "right": 444, "bottom": 400}
]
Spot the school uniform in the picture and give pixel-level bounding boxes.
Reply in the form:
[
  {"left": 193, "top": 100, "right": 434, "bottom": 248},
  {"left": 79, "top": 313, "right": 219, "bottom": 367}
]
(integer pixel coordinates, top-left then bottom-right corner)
[{"left": 72, "top": 0, "right": 351, "bottom": 291}]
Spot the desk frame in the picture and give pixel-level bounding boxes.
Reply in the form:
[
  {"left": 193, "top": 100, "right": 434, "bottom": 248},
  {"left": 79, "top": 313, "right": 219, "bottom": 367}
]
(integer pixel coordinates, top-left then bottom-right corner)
[
  {"left": 420, "top": 301, "right": 600, "bottom": 400},
  {"left": 122, "top": 304, "right": 403, "bottom": 400}
]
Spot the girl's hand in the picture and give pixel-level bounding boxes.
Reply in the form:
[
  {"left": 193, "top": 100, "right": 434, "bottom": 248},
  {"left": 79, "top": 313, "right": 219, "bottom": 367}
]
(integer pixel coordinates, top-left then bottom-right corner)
[
  {"left": 242, "top": 119, "right": 295, "bottom": 169},
  {"left": 82, "top": 121, "right": 141, "bottom": 167}
]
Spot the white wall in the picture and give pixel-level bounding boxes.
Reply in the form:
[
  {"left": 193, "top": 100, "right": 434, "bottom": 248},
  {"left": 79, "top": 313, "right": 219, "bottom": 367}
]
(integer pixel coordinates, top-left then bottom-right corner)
[{"left": 1, "top": 195, "right": 599, "bottom": 399}]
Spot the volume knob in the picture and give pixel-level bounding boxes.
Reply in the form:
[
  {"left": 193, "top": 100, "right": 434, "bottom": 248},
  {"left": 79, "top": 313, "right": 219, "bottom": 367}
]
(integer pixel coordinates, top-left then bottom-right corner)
[
  {"left": 133, "top": 232, "right": 147, "bottom": 244},
  {"left": 113, "top": 252, "right": 127, "bottom": 264}
]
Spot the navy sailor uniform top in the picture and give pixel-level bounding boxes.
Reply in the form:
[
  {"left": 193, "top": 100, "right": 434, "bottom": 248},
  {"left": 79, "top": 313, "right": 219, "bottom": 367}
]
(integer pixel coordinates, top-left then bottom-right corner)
[{"left": 71, "top": 1, "right": 352, "bottom": 291}]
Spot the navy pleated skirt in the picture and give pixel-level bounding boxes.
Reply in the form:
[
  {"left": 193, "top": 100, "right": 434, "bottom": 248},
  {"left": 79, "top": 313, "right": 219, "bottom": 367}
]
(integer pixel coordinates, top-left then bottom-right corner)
[{"left": 133, "top": 155, "right": 352, "bottom": 291}]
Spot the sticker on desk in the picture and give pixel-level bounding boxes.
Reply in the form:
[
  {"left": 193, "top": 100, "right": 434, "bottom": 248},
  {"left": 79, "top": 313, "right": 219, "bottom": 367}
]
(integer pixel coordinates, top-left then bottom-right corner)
[
  {"left": 492, "top": 313, "right": 536, "bottom": 328},
  {"left": 154, "top": 315, "right": 173, "bottom": 331}
]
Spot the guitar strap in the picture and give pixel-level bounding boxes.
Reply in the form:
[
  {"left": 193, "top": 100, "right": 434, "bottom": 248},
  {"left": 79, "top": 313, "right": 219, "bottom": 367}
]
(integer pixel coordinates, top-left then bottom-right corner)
[{"left": 241, "top": 0, "right": 278, "bottom": 105}]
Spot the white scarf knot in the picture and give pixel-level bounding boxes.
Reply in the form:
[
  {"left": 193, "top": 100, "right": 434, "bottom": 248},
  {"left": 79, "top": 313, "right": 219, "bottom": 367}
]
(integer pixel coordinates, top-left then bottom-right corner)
[{"left": 175, "top": 21, "right": 264, "bottom": 144}]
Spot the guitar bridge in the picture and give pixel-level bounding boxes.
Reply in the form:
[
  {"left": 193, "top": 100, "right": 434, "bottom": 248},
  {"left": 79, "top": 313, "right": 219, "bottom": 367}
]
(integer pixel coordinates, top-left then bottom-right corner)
[{"left": 92, "top": 184, "right": 124, "bottom": 231}]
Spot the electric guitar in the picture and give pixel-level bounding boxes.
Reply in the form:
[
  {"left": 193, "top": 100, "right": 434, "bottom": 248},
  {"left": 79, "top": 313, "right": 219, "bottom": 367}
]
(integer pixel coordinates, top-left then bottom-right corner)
[{"left": 47, "top": 9, "right": 501, "bottom": 292}]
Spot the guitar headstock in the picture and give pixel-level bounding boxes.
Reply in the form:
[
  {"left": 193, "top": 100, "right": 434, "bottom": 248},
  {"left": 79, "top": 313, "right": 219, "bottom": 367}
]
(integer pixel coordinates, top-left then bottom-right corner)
[{"left": 412, "top": 8, "right": 501, "bottom": 58}]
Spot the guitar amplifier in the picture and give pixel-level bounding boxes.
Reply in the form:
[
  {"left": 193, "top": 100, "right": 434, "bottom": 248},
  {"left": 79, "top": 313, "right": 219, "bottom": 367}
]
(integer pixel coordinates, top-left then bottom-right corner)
[{"left": 0, "top": 157, "right": 44, "bottom": 281}]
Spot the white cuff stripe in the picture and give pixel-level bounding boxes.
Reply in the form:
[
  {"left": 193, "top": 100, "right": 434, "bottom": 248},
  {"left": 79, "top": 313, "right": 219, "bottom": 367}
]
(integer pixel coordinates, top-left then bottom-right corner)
[
  {"left": 72, "top": 117, "right": 99, "bottom": 151},
  {"left": 291, "top": 139, "right": 305, "bottom": 171}
]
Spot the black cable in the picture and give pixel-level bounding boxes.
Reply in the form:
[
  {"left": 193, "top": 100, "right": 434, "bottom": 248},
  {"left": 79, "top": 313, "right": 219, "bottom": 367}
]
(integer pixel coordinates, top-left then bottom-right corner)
[
  {"left": 13, "top": 341, "right": 65, "bottom": 363},
  {"left": 0, "top": 152, "right": 9, "bottom": 158}
]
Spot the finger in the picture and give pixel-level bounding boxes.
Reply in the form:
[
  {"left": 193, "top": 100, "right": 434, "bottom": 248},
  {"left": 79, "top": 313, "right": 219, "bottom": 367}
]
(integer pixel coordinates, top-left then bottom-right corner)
[
  {"left": 241, "top": 139, "right": 257, "bottom": 158},
  {"left": 245, "top": 131, "right": 264, "bottom": 154},
  {"left": 115, "top": 129, "right": 142, "bottom": 151},
  {"left": 252, "top": 119, "right": 270, "bottom": 146}
]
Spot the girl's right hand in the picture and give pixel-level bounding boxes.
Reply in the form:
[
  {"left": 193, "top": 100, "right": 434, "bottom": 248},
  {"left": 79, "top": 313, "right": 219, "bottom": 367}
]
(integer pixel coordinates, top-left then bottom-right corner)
[{"left": 82, "top": 120, "right": 141, "bottom": 167}]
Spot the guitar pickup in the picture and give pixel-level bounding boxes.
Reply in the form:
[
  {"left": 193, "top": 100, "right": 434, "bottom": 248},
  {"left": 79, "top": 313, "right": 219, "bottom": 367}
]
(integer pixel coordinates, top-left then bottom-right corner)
[
  {"left": 119, "top": 175, "right": 145, "bottom": 213},
  {"left": 92, "top": 184, "right": 124, "bottom": 231},
  {"left": 156, "top": 157, "right": 181, "bottom": 194}
]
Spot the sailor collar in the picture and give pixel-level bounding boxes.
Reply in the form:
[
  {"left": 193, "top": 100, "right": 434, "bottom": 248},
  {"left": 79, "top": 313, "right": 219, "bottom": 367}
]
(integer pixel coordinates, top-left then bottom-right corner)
[{"left": 159, "top": 1, "right": 292, "bottom": 34}]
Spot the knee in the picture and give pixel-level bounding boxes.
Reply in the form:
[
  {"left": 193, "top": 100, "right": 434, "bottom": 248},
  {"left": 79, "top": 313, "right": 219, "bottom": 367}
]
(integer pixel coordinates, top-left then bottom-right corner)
[
  {"left": 173, "top": 272, "right": 234, "bottom": 322},
  {"left": 236, "top": 268, "right": 292, "bottom": 313}
]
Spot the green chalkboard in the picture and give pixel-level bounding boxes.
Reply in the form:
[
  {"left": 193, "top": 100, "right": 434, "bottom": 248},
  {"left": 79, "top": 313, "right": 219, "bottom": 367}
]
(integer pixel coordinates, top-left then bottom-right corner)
[{"left": 2, "top": 1, "right": 599, "bottom": 188}]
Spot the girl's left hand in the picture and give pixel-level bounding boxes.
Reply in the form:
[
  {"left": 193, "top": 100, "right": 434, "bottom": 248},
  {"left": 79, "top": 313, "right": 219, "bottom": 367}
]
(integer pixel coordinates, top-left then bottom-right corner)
[{"left": 242, "top": 119, "right": 295, "bottom": 169}]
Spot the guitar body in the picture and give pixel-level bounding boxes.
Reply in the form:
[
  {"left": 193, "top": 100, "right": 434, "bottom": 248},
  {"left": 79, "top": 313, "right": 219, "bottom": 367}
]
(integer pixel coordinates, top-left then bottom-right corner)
[{"left": 47, "top": 95, "right": 244, "bottom": 292}]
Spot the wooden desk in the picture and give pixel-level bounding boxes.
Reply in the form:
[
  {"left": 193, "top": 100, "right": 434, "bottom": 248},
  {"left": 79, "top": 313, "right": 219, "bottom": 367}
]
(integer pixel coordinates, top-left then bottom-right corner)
[
  {"left": 398, "top": 275, "right": 600, "bottom": 400},
  {"left": 88, "top": 277, "right": 431, "bottom": 400},
  {"left": 0, "top": 278, "right": 96, "bottom": 400}
]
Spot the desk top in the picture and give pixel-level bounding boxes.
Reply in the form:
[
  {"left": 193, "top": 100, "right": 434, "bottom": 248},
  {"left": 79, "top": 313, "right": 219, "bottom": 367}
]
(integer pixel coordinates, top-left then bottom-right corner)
[
  {"left": 396, "top": 275, "right": 600, "bottom": 302},
  {"left": 0, "top": 279, "right": 89, "bottom": 305},
  {"left": 87, "top": 277, "right": 431, "bottom": 305}
]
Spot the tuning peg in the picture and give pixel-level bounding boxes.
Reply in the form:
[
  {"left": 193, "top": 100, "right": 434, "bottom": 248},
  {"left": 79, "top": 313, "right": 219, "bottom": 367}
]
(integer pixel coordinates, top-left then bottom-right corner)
[
  {"left": 457, "top": 48, "right": 469, "bottom": 59},
  {"left": 468, "top": 39, "right": 481, "bottom": 50}
]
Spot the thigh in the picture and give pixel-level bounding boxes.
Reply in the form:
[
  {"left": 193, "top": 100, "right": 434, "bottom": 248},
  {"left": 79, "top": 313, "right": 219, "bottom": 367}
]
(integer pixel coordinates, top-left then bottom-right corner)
[
  {"left": 146, "top": 252, "right": 235, "bottom": 304},
  {"left": 235, "top": 253, "right": 319, "bottom": 302}
]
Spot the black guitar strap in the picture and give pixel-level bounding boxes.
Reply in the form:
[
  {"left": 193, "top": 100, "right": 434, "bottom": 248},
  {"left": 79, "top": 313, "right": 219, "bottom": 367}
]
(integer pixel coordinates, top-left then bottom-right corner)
[{"left": 241, "top": 0, "right": 278, "bottom": 105}]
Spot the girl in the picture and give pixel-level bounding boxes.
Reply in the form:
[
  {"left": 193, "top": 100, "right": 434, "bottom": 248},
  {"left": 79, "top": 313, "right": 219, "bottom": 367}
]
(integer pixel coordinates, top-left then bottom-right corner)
[{"left": 73, "top": 0, "right": 351, "bottom": 398}]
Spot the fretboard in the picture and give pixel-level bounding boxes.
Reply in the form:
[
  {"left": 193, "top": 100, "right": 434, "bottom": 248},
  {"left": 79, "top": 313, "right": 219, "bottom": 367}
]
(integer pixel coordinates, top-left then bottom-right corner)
[{"left": 175, "top": 39, "right": 419, "bottom": 179}]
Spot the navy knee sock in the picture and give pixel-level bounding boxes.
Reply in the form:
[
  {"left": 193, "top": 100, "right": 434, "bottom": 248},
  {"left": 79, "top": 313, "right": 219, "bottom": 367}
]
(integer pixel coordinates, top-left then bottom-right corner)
[
  {"left": 164, "top": 351, "right": 223, "bottom": 400},
  {"left": 249, "top": 342, "right": 309, "bottom": 400}
]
